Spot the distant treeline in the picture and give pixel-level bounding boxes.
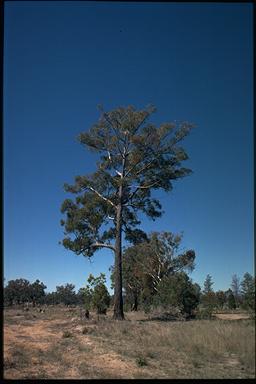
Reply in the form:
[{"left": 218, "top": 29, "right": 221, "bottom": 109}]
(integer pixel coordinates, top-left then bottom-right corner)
[
  {"left": 3, "top": 274, "right": 111, "bottom": 315},
  {"left": 3, "top": 271, "right": 255, "bottom": 318}
]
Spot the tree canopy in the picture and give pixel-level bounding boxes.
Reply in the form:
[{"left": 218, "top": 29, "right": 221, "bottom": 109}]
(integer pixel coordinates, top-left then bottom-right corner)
[{"left": 60, "top": 105, "right": 194, "bottom": 319}]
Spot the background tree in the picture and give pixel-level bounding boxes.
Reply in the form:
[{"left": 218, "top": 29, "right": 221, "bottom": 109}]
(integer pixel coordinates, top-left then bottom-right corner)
[
  {"left": 226, "top": 289, "right": 236, "bottom": 310},
  {"left": 55, "top": 283, "right": 77, "bottom": 306},
  {"left": 203, "top": 274, "right": 214, "bottom": 294},
  {"left": 4, "top": 282, "right": 14, "bottom": 306},
  {"left": 44, "top": 292, "right": 59, "bottom": 306},
  {"left": 77, "top": 286, "right": 92, "bottom": 309},
  {"left": 60, "top": 105, "right": 193, "bottom": 319},
  {"left": 87, "top": 273, "right": 111, "bottom": 314},
  {"left": 29, "top": 279, "right": 47, "bottom": 306},
  {"left": 231, "top": 274, "right": 241, "bottom": 308},
  {"left": 152, "top": 272, "right": 200, "bottom": 318},
  {"left": 201, "top": 275, "right": 216, "bottom": 313},
  {"left": 4, "top": 278, "right": 31, "bottom": 305},
  {"left": 215, "top": 290, "right": 227, "bottom": 310},
  {"left": 91, "top": 284, "right": 110, "bottom": 315},
  {"left": 240, "top": 272, "right": 255, "bottom": 312},
  {"left": 111, "top": 231, "right": 196, "bottom": 311},
  {"left": 110, "top": 241, "right": 148, "bottom": 312}
]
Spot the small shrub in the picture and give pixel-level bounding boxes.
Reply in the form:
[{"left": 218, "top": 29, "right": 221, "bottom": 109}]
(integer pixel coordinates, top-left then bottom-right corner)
[
  {"left": 196, "top": 307, "right": 213, "bottom": 319},
  {"left": 82, "top": 327, "right": 88, "bottom": 334},
  {"left": 192, "top": 360, "right": 200, "bottom": 368},
  {"left": 136, "top": 356, "right": 148, "bottom": 367},
  {"left": 149, "top": 305, "right": 185, "bottom": 321},
  {"left": 4, "top": 358, "right": 16, "bottom": 369},
  {"left": 9, "top": 347, "right": 30, "bottom": 368},
  {"left": 92, "top": 283, "right": 110, "bottom": 314},
  {"left": 62, "top": 330, "right": 73, "bottom": 338}
]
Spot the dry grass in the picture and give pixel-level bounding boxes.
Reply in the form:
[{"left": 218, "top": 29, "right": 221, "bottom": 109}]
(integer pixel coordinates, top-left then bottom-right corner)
[
  {"left": 3, "top": 306, "right": 255, "bottom": 379},
  {"left": 87, "top": 314, "right": 255, "bottom": 378}
]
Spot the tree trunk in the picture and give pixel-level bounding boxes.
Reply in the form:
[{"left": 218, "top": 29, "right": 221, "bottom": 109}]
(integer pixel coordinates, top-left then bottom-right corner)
[
  {"left": 132, "top": 293, "right": 138, "bottom": 311},
  {"left": 113, "top": 203, "right": 124, "bottom": 320}
]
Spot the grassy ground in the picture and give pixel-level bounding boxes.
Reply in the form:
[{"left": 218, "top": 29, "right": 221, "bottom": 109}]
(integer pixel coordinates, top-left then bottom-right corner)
[{"left": 3, "top": 306, "right": 255, "bottom": 379}]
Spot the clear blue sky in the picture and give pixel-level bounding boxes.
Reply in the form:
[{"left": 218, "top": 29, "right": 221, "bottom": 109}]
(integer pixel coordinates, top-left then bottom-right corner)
[{"left": 4, "top": 2, "right": 253, "bottom": 294}]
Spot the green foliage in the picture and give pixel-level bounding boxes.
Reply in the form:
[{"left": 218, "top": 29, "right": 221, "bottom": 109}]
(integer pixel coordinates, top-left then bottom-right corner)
[
  {"left": 55, "top": 283, "right": 77, "bottom": 306},
  {"left": 226, "top": 289, "right": 236, "bottom": 309},
  {"left": 4, "top": 279, "right": 30, "bottom": 305},
  {"left": 91, "top": 283, "right": 111, "bottom": 314},
  {"left": 203, "top": 274, "right": 214, "bottom": 294},
  {"left": 4, "top": 278, "right": 47, "bottom": 306},
  {"left": 44, "top": 292, "right": 59, "bottom": 305},
  {"left": 240, "top": 272, "right": 255, "bottom": 312},
  {"left": 195, "top": 306, "right": 213, "bottom": 319},
  {"left": 200, "top": 291, "right": 217, "bottom": 312},
  {"left": 200, "top": 275, "right": 216, "bottom": 313},
  {"left": 87, "top": 273, "right": 107, "bottom": 287},
  {"left": 111, "top": 231, "right": 196, "bottom": 312},
  {"left": 60, "top": 105, "right": 194, "bottom": 319},
  {"left": 215, "top": 290, "right": 226, "bottom": 309},
  {"left": 77, "top": 286, "right": 92, "bottom": 309},
  {"left": 85, "top": 273, "right": 111, "bottom": 314},
  {"left": 152, "top": 272, "right": 200, "bottom": 317},
  {"left": 29, "top": 279, "right": 47, "bottom": 305},
  {"left": 60, "top": 105, "right": 193, "bottom": 318},
  {"left": 136, "top": 356, "right": 148, "bottom": 367},
  {"left": 228, "top": 293, "right": 236, "bottom": 309}
]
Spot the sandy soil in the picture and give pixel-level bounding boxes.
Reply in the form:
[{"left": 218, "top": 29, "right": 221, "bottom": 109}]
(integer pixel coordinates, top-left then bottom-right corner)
[
  {"left": 214, "top": 313, "right": 250, "bottom": 320},
  {"left": 4, "top": 313, "right": 137, "bottom": 379}
]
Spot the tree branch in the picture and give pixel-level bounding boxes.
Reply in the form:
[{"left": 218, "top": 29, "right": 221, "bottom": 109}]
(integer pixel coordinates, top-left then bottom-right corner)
[
  {"left": 88, "top": 186, "right": 116, "bottom": 209},
  {"left": 133, "top": 181, "right": 160, "bottom": 190},
  {"left": 107, "top": 150, "right": 122, "bottom": 176},
  {"left": 126, "top": 180, "right": 160, "bottom": 204},
  {"left": 134, "top": 160, "right": 155, "bottom": 176},
  {"left": 91, "top": 242, "right": 115, "bottom": 251}
]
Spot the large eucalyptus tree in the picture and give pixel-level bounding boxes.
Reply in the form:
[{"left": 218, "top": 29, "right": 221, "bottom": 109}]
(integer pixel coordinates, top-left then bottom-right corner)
[{"left": 60, "top": 105, "right": 193, "bottom": 319}]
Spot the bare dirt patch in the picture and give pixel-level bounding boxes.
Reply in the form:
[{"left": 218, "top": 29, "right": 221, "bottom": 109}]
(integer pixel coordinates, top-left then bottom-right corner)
[
  {"left": 4, "top": 308, "right": 138, "bottom": 379},
  {"left": 4, "top": 318, "right": 66, "bottom": 358},
  {"left": 214, "top": 313, "right": 250, "bottom": 320}
]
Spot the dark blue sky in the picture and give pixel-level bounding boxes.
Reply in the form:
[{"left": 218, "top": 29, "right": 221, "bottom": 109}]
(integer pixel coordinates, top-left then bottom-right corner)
[{"left": 4, "top": 2, "right": 253, "bottom": 293}]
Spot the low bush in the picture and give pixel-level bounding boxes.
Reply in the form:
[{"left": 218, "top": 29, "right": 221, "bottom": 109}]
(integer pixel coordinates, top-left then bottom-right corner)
[
  {"left": 62, "top": 330, "right": 73, "bottom": 338},
  {"left": 195, "top": 307, "right": 213, "bottom": 319},
  {"left": 136, "top": 356, "right": 148, "bottom": 367},
  {"left": 148, "top": 305, "right": 185, "bottom": 321}
]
